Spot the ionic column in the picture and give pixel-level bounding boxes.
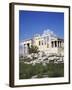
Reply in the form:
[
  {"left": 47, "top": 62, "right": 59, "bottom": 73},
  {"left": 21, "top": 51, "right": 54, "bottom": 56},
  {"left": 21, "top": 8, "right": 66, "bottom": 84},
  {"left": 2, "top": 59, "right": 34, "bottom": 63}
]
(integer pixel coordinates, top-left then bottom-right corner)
[
  {"left": 53, "top": 41, "right": 55, "bottom": 47},
  {"left": 60, "top": 41, "right": 61, "bottom": 47},
  {"left": 55, "top": 41, "right": 57, "bottom": 47},
  {"left": 57, "top": 41, "right": 58, "bottom": 47},
  {"left": 59, "top": 41, "right": 61, "bottom": 47}
]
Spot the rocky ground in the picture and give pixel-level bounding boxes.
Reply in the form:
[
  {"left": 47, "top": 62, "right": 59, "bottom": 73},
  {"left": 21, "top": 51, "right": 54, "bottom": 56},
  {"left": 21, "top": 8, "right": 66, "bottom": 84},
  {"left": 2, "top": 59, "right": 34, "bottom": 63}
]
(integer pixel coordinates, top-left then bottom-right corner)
[{"left": 20, "top": 51, "right": 64, "bottom": 65}]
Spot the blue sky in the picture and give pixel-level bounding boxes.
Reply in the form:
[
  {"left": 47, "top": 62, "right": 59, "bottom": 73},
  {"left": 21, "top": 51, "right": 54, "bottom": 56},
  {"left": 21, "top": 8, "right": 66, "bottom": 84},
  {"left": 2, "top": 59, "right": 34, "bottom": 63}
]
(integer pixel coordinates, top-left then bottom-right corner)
[{"left": 19, "top": 10, "right": 64, "bottom": 41}]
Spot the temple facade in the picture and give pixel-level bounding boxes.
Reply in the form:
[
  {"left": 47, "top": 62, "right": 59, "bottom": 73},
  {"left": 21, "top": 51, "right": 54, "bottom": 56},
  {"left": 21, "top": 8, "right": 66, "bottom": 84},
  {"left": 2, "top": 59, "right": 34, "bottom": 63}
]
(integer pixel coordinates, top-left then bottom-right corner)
[{"left": 20, "top": 29, "right": 64, "bottom": 56}]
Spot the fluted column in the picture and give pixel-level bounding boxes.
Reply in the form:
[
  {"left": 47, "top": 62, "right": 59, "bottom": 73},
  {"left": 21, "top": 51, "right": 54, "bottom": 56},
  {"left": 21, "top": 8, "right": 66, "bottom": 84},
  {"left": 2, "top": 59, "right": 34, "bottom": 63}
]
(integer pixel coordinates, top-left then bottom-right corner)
[
  {"left": 59, "top": 41, "right": 60, "bottom": 47},
  {"left": 56, "top": 41, "right": 57, "bottom": 47},
  {"left": 53, "top": 41, "right": 55, "bottom": 47},
  {"left": 57, "top": 41, "right": 58, "bottom": 47},
  {"left": 58, "top": 41, "right": 61, "bottom": 47}
]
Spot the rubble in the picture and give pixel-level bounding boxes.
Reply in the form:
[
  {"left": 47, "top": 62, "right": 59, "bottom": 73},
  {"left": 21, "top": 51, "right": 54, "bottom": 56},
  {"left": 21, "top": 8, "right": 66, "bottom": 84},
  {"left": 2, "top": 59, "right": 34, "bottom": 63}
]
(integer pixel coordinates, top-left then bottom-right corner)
[{"left": 20, "top": 52, "right": 64, "bottom": 65}]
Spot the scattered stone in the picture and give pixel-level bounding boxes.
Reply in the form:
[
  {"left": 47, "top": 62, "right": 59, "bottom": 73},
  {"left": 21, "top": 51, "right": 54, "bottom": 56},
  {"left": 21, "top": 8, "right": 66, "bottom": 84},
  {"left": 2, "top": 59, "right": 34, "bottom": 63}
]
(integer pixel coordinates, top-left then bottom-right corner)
[{"left": 22, "top": 52, "right": 64, "bottom": 65}]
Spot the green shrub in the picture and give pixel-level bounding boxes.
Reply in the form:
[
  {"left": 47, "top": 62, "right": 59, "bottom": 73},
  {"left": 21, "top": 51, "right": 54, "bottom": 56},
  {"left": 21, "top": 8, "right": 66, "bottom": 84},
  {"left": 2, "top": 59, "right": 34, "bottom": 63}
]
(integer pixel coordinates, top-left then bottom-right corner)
[{"left": 19, "top": 62, "right": 64, "bottom": 79}]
